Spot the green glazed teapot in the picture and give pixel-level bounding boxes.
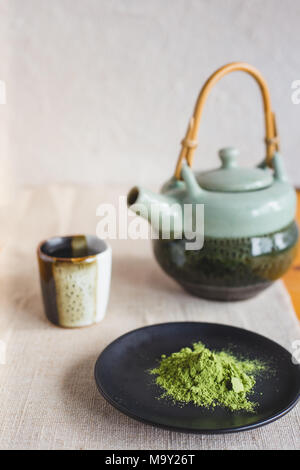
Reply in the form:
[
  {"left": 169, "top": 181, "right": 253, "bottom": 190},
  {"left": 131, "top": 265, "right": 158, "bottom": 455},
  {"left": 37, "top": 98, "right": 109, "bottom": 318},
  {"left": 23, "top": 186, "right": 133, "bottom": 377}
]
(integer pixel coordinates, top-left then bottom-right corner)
[{"left": 127, "top": 62, "right": 298, "bottom": 301}]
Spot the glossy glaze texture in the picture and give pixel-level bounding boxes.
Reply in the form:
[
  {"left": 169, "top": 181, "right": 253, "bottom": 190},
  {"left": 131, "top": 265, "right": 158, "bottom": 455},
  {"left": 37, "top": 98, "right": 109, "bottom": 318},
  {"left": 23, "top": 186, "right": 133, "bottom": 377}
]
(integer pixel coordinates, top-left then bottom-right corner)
[
  {"left": 37, "top": 235, "right": 111, "bottom": 327},
  {"left": 153, "top": 222, "right": 298, "bottom": 300}
]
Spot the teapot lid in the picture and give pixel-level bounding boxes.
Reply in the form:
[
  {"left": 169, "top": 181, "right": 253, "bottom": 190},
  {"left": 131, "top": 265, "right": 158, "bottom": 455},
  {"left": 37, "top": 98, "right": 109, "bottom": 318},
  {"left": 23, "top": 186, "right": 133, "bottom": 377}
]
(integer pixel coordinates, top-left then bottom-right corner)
[{"left": 196, "top": 147, "right": 273, "bottom": 192}]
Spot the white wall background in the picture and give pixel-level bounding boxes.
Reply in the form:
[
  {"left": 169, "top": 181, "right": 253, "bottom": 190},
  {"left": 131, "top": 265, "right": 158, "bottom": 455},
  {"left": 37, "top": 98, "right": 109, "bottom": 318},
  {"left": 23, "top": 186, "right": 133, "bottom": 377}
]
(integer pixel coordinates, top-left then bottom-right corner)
[{"left": 1, "top": 0, "right": 300, "bottom": 191}]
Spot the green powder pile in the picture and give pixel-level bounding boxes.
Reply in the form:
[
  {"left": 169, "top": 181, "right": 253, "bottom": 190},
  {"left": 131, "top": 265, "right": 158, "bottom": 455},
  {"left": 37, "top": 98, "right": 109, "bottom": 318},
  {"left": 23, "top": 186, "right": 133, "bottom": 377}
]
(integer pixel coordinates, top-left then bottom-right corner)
[{"left": 149, "top": 342, "right": 265, "bottom": 412}]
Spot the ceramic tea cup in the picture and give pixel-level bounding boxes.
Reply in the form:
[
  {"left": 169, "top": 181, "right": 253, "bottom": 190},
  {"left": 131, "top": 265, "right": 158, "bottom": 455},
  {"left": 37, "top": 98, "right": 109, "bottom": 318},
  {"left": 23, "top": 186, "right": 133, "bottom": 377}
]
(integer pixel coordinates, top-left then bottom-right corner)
[{"left": 37, "top": 235, "right": 111, "bottom": 328}]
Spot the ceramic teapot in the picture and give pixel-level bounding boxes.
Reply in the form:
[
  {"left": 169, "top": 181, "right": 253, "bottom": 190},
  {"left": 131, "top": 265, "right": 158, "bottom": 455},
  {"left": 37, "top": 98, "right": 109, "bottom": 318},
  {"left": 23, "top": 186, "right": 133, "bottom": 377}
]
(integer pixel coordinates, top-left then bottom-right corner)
[{"left": 127, "top": 62, "right": 298, "bottom": 301}]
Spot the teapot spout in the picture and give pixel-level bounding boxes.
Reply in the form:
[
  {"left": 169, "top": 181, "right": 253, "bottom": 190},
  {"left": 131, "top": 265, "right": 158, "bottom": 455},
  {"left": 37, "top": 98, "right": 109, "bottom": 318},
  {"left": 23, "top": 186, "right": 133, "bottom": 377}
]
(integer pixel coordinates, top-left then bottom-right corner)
[
  {"left": 127, "top": 186, "right": 182, "bottom": 237},
  {"left": 181, "top": 163, "right": 203, "bottom": 198}
]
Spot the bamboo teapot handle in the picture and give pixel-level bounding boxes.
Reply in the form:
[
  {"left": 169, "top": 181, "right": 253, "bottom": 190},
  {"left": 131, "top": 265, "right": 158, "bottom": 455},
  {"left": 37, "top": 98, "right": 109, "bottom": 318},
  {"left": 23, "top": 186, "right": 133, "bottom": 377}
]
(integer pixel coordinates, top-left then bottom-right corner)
[{"left": 174, "top": 62, "right": 279, "bottom": 180}]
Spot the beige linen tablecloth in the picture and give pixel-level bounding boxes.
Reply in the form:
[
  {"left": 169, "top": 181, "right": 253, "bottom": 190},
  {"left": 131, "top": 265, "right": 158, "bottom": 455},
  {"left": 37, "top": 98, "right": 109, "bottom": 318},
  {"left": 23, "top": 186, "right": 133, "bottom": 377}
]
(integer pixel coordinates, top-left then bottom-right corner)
[{"left": 0, "top": 184, "right": 299, "bottom": 450}]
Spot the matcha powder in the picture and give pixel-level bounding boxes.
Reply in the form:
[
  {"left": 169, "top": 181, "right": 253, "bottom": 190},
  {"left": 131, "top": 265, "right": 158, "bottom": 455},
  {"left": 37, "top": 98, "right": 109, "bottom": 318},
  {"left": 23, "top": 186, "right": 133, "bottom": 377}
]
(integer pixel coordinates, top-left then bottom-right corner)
[{"left": 149, "top": 342, "right": 266, "bottom": 412}]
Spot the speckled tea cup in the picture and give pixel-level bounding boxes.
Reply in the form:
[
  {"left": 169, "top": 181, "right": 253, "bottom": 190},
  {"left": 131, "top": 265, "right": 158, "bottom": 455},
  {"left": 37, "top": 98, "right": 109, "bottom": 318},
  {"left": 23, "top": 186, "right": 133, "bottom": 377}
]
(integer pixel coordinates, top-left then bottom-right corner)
[{"left": 37, "top": 235, "right": 111, "bottom": 328}]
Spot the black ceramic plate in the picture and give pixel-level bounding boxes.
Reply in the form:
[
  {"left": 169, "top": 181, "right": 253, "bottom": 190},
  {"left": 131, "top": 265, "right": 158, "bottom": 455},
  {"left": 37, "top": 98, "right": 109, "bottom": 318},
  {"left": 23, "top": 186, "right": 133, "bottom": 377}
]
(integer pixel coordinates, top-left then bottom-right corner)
[{"left": 94, "top": 322, "right": 300, "bottom": 434}]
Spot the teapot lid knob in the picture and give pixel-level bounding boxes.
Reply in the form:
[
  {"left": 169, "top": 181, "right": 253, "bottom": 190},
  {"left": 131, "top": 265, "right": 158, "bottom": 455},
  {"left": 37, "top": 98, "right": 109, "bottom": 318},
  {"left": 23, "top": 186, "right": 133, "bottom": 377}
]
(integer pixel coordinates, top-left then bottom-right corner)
[{"left": 219, "top": 147, "right": 239, "bottom": 169}]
